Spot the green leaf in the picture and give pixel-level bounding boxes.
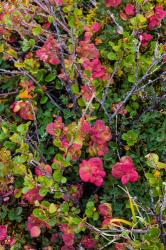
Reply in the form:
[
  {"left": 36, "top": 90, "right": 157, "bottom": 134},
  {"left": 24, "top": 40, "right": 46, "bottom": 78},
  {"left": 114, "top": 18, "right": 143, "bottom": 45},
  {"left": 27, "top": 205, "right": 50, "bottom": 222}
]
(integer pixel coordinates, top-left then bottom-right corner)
[
  {"left": 60, "top": 203, "right": 69, "bottom": 213},
  {"left": 13, "top": 164, "right": 26, "bottom": 175},
  {"left": 107, "top": 52, "right": 117, "bottom": 60},
  {"left": 13, "top": 155, "right": 27, "bottom": 164},
  {"left": 32, "top": 25, "right": 43, "bottom": 36},
  {"left": 33, "top": 208, "right": 47, "bottom": 220},
  {"left": 93, "top": 211, "right": 99, "bottom": 221},
  {"left": 17, "top": 122, "right": 30, "bottom": 134},
  {"left": 48, "top": 16, "right": 55, "bottom": 23},
  {"left": 122, "top": 130, "right": 139, "bottom": 146},
  {"left": 71, "top": 83, "right": 79, "bottom": 94},
  {"left": 40, "top": 96, "right": 48, "bottom": 104},
  {"left": 53, "top": 170, "right": 62, "bottom": 182},
  {"left": 39, "top": 188, "right": 48, "bottom": 197},
  {"left": 45, "top": 73, "right": 56, "bottom": 82}
]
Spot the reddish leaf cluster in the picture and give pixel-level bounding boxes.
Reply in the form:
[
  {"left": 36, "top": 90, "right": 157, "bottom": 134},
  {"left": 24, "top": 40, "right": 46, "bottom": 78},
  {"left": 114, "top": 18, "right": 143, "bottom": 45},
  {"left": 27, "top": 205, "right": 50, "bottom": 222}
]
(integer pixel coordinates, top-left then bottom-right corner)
[
  {"left": 124, "top": 4, "right": 136, "bottom": 17},
  {"left": 12, "top": 101, "right": 35, "bottom": 120},
  {"left": 98, "top": 203, "right": 112, "bottom": 217},
  {"left": 0, "top": 225, "right": 7, "bottom": 241},
  {"left": 115, "top": 242, "right": 127, "bottom": 250},
  {"left": 60, "top": 224, "right": 75, "bottom": 249},
  {"left": 47, "top": 118, "right": 112, "bottom": 159},
  {"left": 140, "top": 33, "right": 153, "bottom": 47},
  {"left": 79, "top": 157, "right": 106, "bottom": 186},
  {"left": 111, "top": 156, "right": 139, "bottom": 185},
  {"left": 77, "top": 41, "right": 99, "bottom": 60},
  {"left": 112, "top": 102, "right": 128, "bottom": 115},
  {"left": 77, "top": 22, "right": 109, "bottom": 82},
  {"left": 105, "top": 0, "right": 122, "bottom": 8},
  {"left": 35, "top": 163, "right": 52, "bottom": 177},
  {"left": 81, "top": 85, "right": 96, "bottom": 102},
  {"left": 83, "top": 58, "right": 109, "bottom": 81},
  {"left": 36, "top": 36, "right": 60, "bottom": 65},
  {"left": 88, "top": 120, "right": 112, "bottom": 156},
  {"left": 24, "top": 187, "right": 43, "bottom": 204},
  {"left": 27, "top": 215, "right": 50, "bottom": 238},
  {"left": 0, "top": 225, "right": 16, "bottom": 247},
  {"left": 49, "top": 0, "right": 63, "bottom": 6},
  {"left": 98, "top": 203, "right": 116, "bottom": 228},
  {"left": 46, "top": 117, "right": 64, "bottom": 136},
  {"left": 81, "top": 235, "right": 97, "bottom": 249},
  {"left": 148, "top": 6, "right": 166, "bottom": 30}
]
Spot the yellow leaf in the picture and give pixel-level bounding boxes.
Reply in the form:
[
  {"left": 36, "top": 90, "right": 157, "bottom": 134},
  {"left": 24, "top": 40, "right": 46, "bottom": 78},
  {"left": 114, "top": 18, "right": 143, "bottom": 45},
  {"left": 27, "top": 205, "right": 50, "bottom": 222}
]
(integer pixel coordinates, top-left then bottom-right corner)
[
  {"left": 19, "top": 90, "right": 32, "bottom": 99},
  {"left": 14, "top": 61, "right": 24, "bottom": 69},
  {"left": 0, "top": 44, "right": 4, "bottom": 53},
  {"left": 129, "top": 194, "right": 137, "bottom": 224},
  {"left": 157, "top": 162, "right": 166, "bottom": 169},
  {"left": 110, "top": 218, "right": 133, "bottom": 227},
  {"left": 7, "top": 48, "right": 18, "bottom": 59},
  {"left": 25, "top": 0, "right": 29, "bottom": 7}
]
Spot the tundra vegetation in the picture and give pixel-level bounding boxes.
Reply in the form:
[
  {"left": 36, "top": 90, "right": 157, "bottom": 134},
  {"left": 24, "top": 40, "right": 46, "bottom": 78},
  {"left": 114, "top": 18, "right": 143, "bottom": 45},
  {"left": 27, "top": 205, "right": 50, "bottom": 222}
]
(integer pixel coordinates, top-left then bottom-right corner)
[{"left": 0, "top": 0, "right": 166, "bottom": 249}]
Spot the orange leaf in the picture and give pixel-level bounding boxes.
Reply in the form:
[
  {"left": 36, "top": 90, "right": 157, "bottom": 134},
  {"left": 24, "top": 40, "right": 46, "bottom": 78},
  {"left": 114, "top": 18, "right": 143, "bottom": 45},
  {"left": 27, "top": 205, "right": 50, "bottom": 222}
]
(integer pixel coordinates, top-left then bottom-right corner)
[{"left": 19, "top": 90, "right": 32, "bottom": 99}]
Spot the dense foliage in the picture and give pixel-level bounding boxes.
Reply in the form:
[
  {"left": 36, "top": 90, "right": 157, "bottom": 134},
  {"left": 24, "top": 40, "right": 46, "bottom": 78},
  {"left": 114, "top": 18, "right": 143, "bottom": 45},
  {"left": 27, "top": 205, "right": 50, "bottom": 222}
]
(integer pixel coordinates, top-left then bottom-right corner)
[{"left": 0, "top": 0, "right": 166, "bottom": 249}]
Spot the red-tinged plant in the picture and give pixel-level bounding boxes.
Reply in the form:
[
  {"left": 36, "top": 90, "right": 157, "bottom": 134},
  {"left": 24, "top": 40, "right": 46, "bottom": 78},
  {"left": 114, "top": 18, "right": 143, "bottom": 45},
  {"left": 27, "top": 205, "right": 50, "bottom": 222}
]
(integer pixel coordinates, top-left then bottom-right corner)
[
  {"left": 0, "top": 225, "right": 7, "bottom": 241},
  {"left": 148, "top": 15, "right": 161, "bottom": 30},
  {"left": 124, "top": 4, "right": 136, "bottom": 17},
  {"left": 140, "top": 33, "right": 153, "bottom": 47},
  {"left": 12, "top": 101, "right": 35, "bottom": 120},
  {"left": 77, "top": 41, "right": 100, "bottom": 59},
  {"left": 88, "top": 141, "right": 109, "bottom": 156},
  {"left": 81, "top": 235, "right": 97, "bottom": 249},
  {"left": 70, "top": 184, "right": 83, "bottom": 200},
  {"left": 112, "top": 102, "right": 128, "bottom": 115},
  {"left": 35, "top": 163, "right": 52, "bottom": 176},
  {"left": 36, "top": 36, "right": 60, "bottom": 65},
  {"left": 98, "top": 203, "right": 112, "bottom": 217},
  {"left": 51, "top": 233, "right": 59, "bottom": 242},
  {"left": 81, "top": 85, "right": 96, "bottom": 102},
  {"left": 84, "top": 23, "right": 101, "bottom": 34},
  {"left": 105, "top": 0, "right": 122, "bottom": 8},
  {"left": 61, "top": 246, "right": 75, "bottom": 250},
  {"left": 0, "top": 0, "right": 166, "bottom": 248},
  {"left": 90, "top": 120, "right": 112, "bottom": 145},
  {"left": 79, "top": 157, "right": 106, "bottom": 186},
  {"left": 46, "top": 117, "right": 64, "bottom": 136},
  {"left": 60, "top": 224, "right": 72, "bottom": 234},
  {"left": 148, "top": 6, "right": 166, "bottom": 30},
  {"left": 111, "top": 156, "right": 139, "bottom": 185},
  {"left": 5, "top": 237, "right": 16, "bottom": 247},
  {"left": 24, "top": 187, "right": 43, "bottom": 203},
  {"left": 29, "top": 226, "right": 41, "bottom": 238},
  {"left": 115, "top": 242, "right": 126, "bottom": 250},
  {"left": 65, "top": 143, "right": 82, "bottom": 161},
  {"left": 60, "top": 224, "right": 75, "bottom": 247},
  {"left": 62, "top": 233, "right": 75, "bottom": 247},
  {"left": 101, "top": 216, "right": 121, "bottom": 228},
  {"left": 83, "top": 23, "right": 101, "bottom": 42},
  {"left": 155, "top": 6, "right": 166, "bottom": 20},
  {"left": 27, "top": 215, "right": 50, "bottom": 238},
  {"left": 49, "top": 0, "right": 63, "bottom": 5},
  {"left": 83, "top": 58, "right": 109, "bottom": 81},
  {"left": 19, "top": 80, "right": 35, "bottom": 91},
  {"left": 80, "top": 119, "right": 91, "bottom": 134}
]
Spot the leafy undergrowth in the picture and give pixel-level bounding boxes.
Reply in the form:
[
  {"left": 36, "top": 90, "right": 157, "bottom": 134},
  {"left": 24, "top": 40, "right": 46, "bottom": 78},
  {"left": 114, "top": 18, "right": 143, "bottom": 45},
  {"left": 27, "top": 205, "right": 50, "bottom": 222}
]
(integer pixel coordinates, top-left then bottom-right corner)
[{"left": 0, "top": 0, "right": 166, "bottom": 249}]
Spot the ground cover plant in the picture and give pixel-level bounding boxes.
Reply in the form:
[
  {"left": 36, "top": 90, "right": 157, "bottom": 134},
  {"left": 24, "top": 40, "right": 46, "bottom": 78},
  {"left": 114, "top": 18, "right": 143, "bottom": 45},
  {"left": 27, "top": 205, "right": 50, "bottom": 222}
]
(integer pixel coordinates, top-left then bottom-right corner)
[{"left": 0, "top": 0, "right": 166, "bottom": 249}]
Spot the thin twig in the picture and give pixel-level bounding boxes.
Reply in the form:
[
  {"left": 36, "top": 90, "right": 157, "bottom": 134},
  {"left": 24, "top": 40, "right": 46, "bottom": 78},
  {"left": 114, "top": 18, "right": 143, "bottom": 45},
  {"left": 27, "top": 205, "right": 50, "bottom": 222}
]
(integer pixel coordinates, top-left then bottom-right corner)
[{"left": 110, "top": 53, "right": 166, "bottom": 122}]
